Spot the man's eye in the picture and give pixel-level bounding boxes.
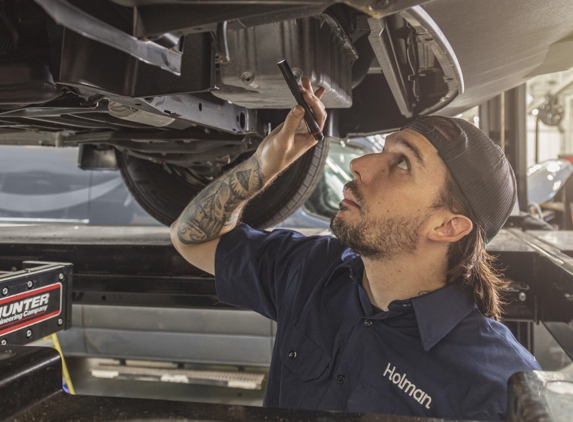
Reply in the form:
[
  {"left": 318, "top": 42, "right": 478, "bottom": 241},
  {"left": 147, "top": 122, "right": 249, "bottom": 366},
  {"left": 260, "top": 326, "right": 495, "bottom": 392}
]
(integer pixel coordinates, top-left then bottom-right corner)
[{"left": 396, "top": 158, "right": 409, "bottom": 170}]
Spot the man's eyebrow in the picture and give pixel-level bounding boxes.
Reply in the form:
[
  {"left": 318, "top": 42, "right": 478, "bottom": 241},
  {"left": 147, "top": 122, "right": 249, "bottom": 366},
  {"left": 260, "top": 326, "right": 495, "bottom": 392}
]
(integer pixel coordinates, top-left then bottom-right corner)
[{"left": 392, "top": 134, "right": 426, "bottom": 167}]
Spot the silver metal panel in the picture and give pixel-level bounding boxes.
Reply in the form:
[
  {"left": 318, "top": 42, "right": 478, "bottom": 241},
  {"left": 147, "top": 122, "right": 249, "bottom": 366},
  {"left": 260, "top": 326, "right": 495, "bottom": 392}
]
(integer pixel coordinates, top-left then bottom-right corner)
[
  {"left": 91, "top": 362, "right": 266, "bottom": 389},
  {"left": 213, "top": 16, "right": 356, "bottom": 109},
  {"left": 528, "top": 231, "right": 573, "bottom": 252},
  {"left": 81, "top": 305, "right": 273, "bottom": 337},
  {"left": 80, "top": 329, "right": 272, "bottom": 366},
  {"left": 486, "top": 229, "right": 535, "bottom": 253},
  {"left": 0, "top": 224, "right": 327, "bottom": 246},
  {"left": 0, "top": 224, "right": 172, "bottom": 246},
  {"left": 58, "top": 304, "right": 86, "bottom": 354},
  {"left": 57, "top": 327, "right": 85, "bottom": 355},
  {"left": 59, "top": 305, "right": 275, "bottom": 365},
  {"left": 72, "top": 302, "right": 83, "bottom": 325}
]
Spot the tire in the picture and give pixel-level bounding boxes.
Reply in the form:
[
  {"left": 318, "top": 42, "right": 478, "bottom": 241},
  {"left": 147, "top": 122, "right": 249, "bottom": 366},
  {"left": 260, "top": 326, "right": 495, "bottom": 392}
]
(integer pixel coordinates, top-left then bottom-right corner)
[{"left": 116, "top": 141, "right": 329, "bottom": 229}]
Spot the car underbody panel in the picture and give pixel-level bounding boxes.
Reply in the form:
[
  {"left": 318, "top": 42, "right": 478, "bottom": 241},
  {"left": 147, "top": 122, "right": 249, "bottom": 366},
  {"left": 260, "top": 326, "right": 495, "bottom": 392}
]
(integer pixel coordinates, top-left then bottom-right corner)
[{"left": 212, "top": 14, "right": 358, "bottom": 109}]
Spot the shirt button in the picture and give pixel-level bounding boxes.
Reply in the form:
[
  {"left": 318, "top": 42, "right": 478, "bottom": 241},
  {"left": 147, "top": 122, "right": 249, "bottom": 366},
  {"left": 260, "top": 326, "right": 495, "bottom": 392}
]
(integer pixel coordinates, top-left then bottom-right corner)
[
  {"left": 364, "top": 319, "right": 373, "bottom": 327},
  {"left": 337, "top": 375, "right": 345, "bottom": 384},
  {"left": 288, "top": 350, "right": 297, "bottom": 359}
]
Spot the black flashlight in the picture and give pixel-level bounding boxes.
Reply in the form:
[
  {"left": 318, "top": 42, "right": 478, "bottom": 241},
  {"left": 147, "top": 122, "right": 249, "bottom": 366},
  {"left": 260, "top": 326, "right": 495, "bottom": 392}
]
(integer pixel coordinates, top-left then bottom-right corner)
[{"left": 277, "top": 59, "right": 324, "bottom": 142}]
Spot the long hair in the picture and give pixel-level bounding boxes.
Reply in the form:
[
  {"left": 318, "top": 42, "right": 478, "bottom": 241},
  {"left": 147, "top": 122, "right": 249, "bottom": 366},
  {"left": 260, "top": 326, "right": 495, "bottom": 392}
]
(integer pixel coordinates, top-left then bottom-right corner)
[{"left": 421, "top": 117, "right": 511, "bottom": 321}]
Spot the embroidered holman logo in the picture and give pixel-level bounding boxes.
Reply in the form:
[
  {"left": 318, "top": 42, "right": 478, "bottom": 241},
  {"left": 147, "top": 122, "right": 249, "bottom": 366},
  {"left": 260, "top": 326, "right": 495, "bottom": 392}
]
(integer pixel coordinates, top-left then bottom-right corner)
[{"left": 384, "top": 362, "right": 432, "bottom": 409}]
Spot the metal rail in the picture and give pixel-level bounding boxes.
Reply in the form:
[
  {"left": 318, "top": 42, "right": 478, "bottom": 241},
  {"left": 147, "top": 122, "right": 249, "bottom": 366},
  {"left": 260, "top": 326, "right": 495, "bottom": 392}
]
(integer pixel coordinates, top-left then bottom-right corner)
[{"left": 34, "top": 0, "right": 183, "bottom": 75}]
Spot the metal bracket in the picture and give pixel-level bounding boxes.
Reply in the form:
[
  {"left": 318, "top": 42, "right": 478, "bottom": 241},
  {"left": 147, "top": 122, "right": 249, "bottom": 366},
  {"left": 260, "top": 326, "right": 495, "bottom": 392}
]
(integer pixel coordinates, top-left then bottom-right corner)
[
  {"left": 142, "top": 95, "right": 259, "bottom": 135},
  {"left": 34, "top": 0, "right": 183, "bottom": 75},
  {"left": 368, "top": 18, "right": 413, "bottom": 118}
]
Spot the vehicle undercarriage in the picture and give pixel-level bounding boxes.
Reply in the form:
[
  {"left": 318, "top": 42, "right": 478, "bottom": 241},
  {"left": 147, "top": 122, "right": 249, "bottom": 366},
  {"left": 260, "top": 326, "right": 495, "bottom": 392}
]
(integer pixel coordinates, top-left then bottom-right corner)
[{"left": 0, "top": 0, "right": 571, "bottom": 226}]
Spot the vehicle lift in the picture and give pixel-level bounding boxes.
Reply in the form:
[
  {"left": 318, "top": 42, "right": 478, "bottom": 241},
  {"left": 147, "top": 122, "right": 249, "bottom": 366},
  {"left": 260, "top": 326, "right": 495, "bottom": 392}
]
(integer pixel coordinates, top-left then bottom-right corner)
[{"left": 0, "top": 224, "right": 572, "bottom": 421}]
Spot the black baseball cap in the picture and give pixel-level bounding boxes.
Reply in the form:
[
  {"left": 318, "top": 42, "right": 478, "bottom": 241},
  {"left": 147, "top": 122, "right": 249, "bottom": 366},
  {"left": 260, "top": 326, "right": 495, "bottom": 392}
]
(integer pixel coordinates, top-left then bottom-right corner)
[{"left": 401, "top": 116, "right": 517, "bottom": 241}]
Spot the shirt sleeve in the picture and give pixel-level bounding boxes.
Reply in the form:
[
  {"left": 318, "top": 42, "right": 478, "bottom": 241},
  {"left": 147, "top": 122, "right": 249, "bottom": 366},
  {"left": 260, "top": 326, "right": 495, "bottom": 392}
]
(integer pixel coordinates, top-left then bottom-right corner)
[{"left": 214, "top": 223, "right": 332, "bottom": 321}]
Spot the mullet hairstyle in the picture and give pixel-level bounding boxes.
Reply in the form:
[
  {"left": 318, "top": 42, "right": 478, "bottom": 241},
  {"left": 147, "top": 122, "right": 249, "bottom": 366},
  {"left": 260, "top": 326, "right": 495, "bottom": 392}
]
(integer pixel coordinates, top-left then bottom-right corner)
[{"left": 421, "top": 116, "right": 511, "bottom": 321}]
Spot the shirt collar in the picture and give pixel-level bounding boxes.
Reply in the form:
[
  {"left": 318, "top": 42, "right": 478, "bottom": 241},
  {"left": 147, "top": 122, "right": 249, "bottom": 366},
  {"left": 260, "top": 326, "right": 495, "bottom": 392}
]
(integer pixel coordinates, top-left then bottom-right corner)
[
  {"left": 339, "top": 249, "right": 361, "bottom": 267},
  {"left": 411, "top": 281, "right": 476, "bottom": 351},
  {"left": 337, "top": 253, "right": 476, "bottom": 351},
  {"left": 334, "top": 251, "right": 362, "bottom": 282}
]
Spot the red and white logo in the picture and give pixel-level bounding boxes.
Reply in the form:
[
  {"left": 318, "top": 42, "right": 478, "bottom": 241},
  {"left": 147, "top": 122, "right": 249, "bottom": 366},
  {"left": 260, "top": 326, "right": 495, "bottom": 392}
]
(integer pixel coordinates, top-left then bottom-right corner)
[{"left": 0, "top": 283, "right": 62, "bottom": 336}]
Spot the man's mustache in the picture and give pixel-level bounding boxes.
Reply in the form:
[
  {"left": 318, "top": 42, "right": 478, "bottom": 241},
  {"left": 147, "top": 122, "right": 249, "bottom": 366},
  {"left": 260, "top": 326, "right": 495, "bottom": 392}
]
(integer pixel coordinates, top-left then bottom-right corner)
[{"left": 344, "top": 180, "right": 365, "bottom": 208}]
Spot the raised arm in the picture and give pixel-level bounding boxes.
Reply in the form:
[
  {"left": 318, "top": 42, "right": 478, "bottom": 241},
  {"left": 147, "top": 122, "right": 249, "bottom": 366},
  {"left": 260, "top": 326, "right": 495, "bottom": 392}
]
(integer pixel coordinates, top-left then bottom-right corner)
[{"left": 170, "top": 78, "right": 326, "bottom": 274}]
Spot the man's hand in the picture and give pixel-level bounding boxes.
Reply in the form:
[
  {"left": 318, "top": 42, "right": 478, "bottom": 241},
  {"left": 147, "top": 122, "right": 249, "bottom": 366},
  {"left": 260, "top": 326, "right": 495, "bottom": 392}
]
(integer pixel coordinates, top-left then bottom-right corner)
[
  {"left": 255, "top": 78, "right": 327, "bottom": 179},
  {"left": 170, "top": 78, "right": 326, "bottom": 273}
]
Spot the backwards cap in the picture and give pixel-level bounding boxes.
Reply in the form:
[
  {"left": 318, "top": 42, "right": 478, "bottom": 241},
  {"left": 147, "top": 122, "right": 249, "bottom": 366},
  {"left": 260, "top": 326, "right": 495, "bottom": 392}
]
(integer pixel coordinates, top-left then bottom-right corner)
[{"left": 401, "top": 117, "right": 517, "bottom": 241}]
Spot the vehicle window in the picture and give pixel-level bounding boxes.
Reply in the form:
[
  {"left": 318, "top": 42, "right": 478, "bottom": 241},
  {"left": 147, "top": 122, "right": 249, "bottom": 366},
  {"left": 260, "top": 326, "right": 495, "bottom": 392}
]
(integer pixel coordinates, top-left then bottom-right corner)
[{"left": 304, "top": 142, "right": 365, "bottom": 220}]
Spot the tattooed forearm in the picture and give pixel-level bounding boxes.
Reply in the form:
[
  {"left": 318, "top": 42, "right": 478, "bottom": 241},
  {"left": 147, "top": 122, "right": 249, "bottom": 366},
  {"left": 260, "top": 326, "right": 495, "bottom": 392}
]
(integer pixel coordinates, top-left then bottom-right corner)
[{"left": 176, "top": 155, "right": 265, "bottom": 244}]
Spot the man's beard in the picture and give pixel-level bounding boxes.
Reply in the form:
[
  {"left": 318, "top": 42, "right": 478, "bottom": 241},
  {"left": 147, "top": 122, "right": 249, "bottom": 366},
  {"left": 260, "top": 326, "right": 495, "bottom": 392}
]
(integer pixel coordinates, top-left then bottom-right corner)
[{"left": 330, "top": 181, "right": 431, "bottom": 261}]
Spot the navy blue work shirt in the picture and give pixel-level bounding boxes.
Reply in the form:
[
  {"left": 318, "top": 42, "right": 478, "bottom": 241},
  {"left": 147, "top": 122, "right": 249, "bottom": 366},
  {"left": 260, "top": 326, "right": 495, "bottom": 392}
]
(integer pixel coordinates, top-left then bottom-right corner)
[{"left": 215, "top": 224, "right": 540, "bottom": 421}]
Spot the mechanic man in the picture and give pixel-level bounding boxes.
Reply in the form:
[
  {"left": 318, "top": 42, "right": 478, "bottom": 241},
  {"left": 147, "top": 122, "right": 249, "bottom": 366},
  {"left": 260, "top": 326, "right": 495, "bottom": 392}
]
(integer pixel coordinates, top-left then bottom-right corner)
[{"left": 170, "top": 79, "right": 540, "bottom": 421}]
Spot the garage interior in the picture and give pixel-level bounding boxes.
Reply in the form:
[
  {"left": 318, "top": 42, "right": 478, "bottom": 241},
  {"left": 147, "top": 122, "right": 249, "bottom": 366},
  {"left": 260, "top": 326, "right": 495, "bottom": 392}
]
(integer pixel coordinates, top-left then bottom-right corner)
[{"left": 1, "top": 0, "right": 573, "bottom": 421}]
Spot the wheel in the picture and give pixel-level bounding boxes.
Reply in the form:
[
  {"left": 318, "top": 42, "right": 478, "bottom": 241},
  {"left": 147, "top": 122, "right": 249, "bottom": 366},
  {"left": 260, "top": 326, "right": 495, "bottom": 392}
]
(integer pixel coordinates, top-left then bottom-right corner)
[{"left": 115, "top": 142, "right": 329, "bottom": 229}]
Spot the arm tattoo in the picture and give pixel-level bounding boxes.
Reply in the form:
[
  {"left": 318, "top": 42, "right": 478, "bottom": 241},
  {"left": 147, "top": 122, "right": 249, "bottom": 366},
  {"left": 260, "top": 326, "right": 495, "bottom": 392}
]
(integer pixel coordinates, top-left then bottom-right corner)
[{"left": 177, "top": 155, "right": 265, "bottom": 244}]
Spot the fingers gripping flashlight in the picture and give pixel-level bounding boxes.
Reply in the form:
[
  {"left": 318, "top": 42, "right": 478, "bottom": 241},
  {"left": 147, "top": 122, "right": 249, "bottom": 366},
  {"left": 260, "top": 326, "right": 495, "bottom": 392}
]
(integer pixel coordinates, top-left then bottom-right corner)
[{"left": 277, "top": 59, "right": 324, "bottom": 142}]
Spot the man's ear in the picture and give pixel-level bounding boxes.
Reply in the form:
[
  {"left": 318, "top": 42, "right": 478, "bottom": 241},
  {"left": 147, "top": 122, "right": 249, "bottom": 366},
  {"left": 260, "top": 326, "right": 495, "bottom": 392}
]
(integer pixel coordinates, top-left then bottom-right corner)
[{"left": 428, "top": 214, "right": 473, "bottom": 243}]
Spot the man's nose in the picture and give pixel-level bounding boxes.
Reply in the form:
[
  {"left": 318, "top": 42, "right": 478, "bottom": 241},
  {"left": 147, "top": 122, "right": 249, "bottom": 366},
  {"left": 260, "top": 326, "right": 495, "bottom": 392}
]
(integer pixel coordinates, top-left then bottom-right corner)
[
  {"left": 349, "top": 157, "right": 361, "bottom": 181},
  {"left": 350, "top": 153, "right": 379, "bottom": 183}
]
